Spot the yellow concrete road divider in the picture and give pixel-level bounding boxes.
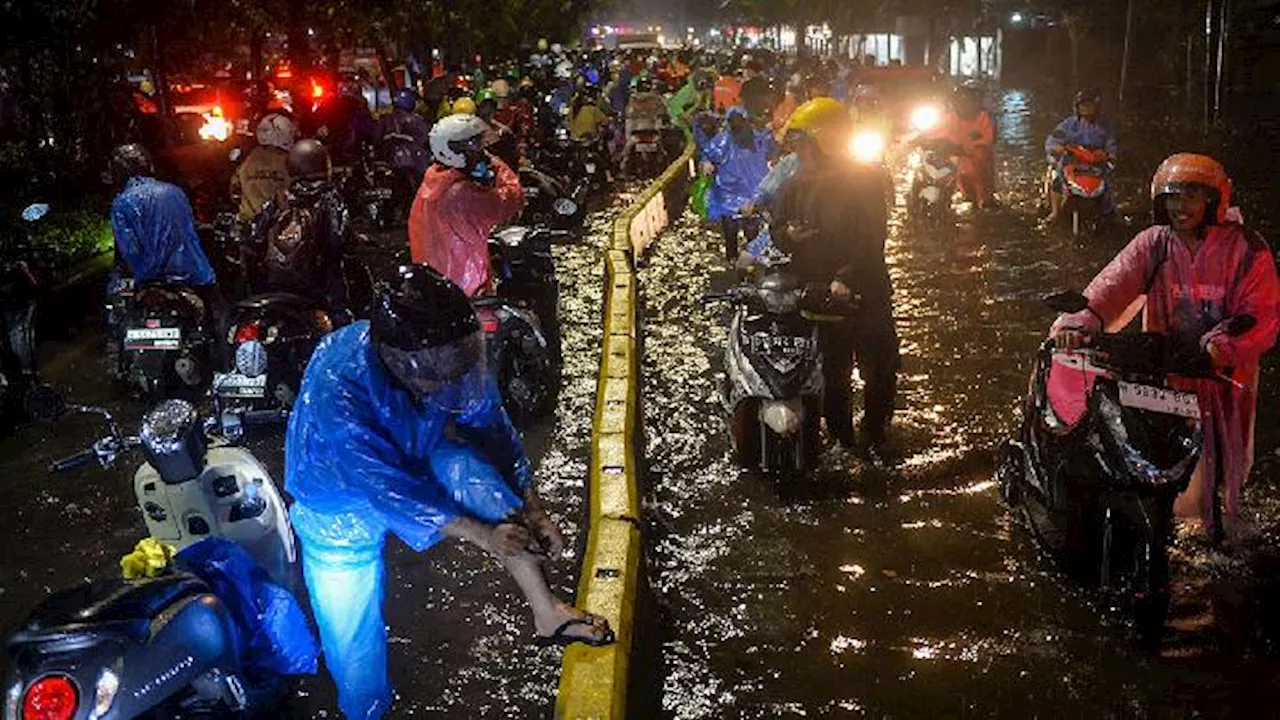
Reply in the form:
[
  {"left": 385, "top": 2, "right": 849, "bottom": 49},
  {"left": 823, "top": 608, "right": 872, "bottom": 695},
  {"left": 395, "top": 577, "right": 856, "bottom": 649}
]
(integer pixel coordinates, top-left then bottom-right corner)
[{"left": 556, "top": 139, "right": 696, "bottom": 719}]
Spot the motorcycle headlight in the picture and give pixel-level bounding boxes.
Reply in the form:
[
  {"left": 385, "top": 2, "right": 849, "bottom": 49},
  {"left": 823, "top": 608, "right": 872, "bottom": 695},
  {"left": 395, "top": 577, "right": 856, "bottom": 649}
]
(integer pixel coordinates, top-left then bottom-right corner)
[
  {"left": 909, "top": 103, "right": 942, "bottom": 132},
  {"left": 849, "top": 130, "right": 886, "bottom": 164}
]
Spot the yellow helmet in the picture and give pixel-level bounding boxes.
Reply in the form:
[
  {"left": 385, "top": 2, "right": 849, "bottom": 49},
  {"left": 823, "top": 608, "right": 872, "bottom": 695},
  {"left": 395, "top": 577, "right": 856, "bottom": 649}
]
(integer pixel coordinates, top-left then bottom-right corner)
[
  {"left": 784, "top": 97, "right": 849, "bottom": 154},
  {"left": 452, "top": 97, "right": 478, "bottom": 115}
]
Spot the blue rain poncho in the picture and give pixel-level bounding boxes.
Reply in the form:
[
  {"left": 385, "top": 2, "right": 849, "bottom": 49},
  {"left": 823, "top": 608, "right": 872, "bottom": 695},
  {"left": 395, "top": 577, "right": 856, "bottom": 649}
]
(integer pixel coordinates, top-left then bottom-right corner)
[
  {"left": 1044, "top": 115, "right": 1119, "bottom": 163},
  {"left": 285, "top": 321, "right": 531, "bottom": 719},
  {"left": 110, "top": 176, "right": 216, "bottom": 286},
  {"left": 751, "top": 152, "right": 800, "bottom": 211},
  {"left": 703, "top": 108, "right": 775, "bottom": 222}
]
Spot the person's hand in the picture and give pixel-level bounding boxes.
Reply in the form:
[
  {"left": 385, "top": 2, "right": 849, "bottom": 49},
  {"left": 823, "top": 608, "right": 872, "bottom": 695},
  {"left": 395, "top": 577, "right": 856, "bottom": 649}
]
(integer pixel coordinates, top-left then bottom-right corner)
[
  {"left": 485, "top": 522, "right": 535, "bottom": 557},
  {"left": 1052, "top": 327, "right": 1091, "bottom": 350},
  {"left": 829, "top": 280, "right": 852, "bottom": 300},
  {"left": 523, "top": 505, "right": 566, "bottom": 556}
]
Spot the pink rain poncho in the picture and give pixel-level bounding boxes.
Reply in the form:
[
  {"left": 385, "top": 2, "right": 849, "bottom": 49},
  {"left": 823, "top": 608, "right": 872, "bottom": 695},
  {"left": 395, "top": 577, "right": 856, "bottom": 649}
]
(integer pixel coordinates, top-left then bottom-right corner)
[
  {"left": 408, "top": 158, "right": 525, "bottom": 296},
  {"left": 1051, "top": 222, "right": 1280, "bottom": 529}
]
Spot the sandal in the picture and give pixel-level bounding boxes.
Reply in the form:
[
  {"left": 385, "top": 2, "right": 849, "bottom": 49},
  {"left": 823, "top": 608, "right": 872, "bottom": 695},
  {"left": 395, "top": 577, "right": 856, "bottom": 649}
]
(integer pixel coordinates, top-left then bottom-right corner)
[{"left": 535, "top": 614, "right": 616, "bottom": 648}]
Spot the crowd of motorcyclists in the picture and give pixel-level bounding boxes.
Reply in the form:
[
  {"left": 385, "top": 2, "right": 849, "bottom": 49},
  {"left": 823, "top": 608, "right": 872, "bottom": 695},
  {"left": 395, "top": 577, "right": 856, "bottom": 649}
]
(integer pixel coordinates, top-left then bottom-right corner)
[{"left": 4, "top": 32, "right": 1280, "bottom": 720}]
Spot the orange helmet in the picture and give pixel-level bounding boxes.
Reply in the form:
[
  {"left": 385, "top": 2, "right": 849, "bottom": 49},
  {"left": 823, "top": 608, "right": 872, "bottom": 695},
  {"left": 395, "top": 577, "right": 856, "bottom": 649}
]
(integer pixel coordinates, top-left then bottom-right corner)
[{"left": 1150, "top": 153, "right": 1232, "bottom": 225}]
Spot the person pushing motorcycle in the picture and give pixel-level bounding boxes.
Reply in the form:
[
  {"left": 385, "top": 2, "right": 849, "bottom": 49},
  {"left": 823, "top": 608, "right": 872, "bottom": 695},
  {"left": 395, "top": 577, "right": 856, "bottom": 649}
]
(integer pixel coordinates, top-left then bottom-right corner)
[
  {"left": 1050, "top": 154, "right": 1279, "bottom": 540},
  {"left": 286, "top": 266, "right": 613, "bottom": 719},
  {"left": 769, "top": 98, "right": 900, "bottom": 455}
]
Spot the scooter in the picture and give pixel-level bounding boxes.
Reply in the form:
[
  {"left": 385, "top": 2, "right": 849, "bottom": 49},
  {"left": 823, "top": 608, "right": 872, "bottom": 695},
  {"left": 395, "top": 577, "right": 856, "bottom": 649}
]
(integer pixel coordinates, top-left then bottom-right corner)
[
  {"left": 213, "top": 293, "right": 335, "bottom": 413},
  {"left": 1046, "top": 145, "right": 1112, "bottom": 237},
  {"left": 5, "top": 398, "right": 295, "bottom": 719},
  {"left": 997, "top": 290, "right": 1254, "bottom": 648},
  {"left": 705, "top": 248, "right": 851, "bottom": 473},
  {"left": 1, "top": 203, "right": 47, "bottom": 420},
  {"left": 907, "top": 138, "right": 964, "bottom": 231}
]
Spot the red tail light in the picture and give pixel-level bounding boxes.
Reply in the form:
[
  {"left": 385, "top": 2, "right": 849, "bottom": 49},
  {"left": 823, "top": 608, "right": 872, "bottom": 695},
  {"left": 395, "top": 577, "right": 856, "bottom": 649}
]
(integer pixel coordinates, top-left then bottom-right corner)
[
  {"left": 23, "top": 676, "right": 78, "bottom": 720},
  {"left": 482, "top": 318, "right": 500, "bottom": 333},
  {"left": 233, "top": 322, "right": 261, "bottom": 344}
]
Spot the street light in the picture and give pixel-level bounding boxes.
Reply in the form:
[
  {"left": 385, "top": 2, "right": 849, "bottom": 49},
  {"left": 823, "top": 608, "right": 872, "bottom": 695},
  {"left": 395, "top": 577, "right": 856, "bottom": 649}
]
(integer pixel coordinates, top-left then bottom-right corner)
[{"left": 1010, "top": 12, "right": 1024, "bottom": 24}]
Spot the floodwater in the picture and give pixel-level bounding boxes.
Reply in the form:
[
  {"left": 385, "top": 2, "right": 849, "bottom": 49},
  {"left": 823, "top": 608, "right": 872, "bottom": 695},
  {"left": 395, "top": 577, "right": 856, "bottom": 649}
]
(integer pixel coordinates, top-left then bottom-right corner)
[
  {"left": 0, "top": 196, "right": 624, "bottom": 717},
  {"left": 641, "top": 89, "right": 1280, "bottom": 718}
]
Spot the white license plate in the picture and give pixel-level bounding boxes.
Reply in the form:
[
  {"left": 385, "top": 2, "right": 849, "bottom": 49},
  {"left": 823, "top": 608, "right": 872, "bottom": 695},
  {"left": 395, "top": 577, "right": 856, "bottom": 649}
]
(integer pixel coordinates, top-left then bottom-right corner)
[
  {"left": 365, "top": 188, "right": 393, "bottom": 199},
  {"left": 214, "top": 372, "right": 267, "bottom": 398},
  {"left": 636, "top": 143, "right": 658, "bottom": 152},
  {"left": 125, "top": 327, "right": 181, "bottom": 350},
  {"left": 1118, "top": 381, "right": 1199, "bottom": 418}
]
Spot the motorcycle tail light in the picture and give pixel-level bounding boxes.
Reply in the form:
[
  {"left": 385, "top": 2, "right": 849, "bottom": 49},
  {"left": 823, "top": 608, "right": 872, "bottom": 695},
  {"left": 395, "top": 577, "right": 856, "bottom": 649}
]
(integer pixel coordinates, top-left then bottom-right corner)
[
  {"left": 233, "top": 321, "right": 260, "bottom": 344},
  {"left": 22, "top": 675, "right": 78, "bottom": 720},
  {"left": 482, "top": 318, "right": 500, "bottom": 333}
]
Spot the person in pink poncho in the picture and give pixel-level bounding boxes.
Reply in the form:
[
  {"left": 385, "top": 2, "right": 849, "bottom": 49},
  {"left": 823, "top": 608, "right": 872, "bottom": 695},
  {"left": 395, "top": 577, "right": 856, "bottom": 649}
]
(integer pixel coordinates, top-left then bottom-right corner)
[
  {"left": 1051, "top": 153, "right": 1280, "bottom": 539},
  {"left": 408, "top": 113, "right": 525, "bottom": 296}
]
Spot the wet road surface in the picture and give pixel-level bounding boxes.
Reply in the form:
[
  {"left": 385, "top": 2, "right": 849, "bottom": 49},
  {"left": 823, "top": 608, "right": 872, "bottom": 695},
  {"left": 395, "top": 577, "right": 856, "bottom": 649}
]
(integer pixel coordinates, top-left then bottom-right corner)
[
  {"left": 642, "top": 89, "right": 1280, "bottom": 718},
  {"left": 0, "top": 194, "right": 630, "bottom": 716}
]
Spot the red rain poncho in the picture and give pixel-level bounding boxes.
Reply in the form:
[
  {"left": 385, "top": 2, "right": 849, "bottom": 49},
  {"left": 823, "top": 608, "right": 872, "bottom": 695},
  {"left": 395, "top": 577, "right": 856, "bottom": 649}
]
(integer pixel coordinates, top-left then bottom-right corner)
[
  {"left": 1051, "top": 222, "right": 1280, "bottom": 528},
  {"left": 408, "top": 159, "right": 524, "bottom": 297}
]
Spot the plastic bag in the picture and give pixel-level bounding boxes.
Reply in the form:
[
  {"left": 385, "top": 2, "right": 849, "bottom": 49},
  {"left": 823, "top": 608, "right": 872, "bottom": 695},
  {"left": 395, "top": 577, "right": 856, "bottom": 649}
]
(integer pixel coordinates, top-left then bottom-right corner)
[
  {"left": 120, "top": 537, "right": 177, "bottom": 579},
  {"left": 691, "top": 175, "right": 712, "bottom": 220},
  {"left": 177, "top": 537, "right": 319, "bottom": 677}
]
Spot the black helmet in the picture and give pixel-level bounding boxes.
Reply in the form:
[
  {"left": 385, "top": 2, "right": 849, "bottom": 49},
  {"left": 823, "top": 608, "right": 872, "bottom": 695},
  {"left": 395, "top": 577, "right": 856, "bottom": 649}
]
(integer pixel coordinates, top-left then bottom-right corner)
[
  {"left": 286, "top": 139, "right": 331, "bottom": 180},
  {"left": 109, "top": 143, "right": 154, "bottom": 185},
  {"left": 371, "top": 265, "right": 482, "bottom": 384}
]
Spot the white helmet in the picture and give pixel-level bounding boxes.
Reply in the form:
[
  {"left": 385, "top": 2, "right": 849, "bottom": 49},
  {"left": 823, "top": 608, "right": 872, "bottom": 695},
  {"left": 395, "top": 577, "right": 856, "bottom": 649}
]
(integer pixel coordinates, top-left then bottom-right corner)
[
  {"left": 429, "top": 113, "right": 490, "bottom": 169},
  {"left": 554, "top": 59, "right": 574, "bottom": 80},
  {"left": 256, "top": 112, "right": 297, "bottom": 151},
  {"left": 550, "top": 43, "right": 564, "bottom": 56}
]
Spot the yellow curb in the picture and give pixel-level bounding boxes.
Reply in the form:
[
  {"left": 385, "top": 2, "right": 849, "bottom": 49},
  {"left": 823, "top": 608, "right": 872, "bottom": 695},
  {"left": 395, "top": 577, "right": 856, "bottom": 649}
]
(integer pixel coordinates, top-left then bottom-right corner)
[{"left": 556, "top": 137, "right": 696, "bottom": 719}]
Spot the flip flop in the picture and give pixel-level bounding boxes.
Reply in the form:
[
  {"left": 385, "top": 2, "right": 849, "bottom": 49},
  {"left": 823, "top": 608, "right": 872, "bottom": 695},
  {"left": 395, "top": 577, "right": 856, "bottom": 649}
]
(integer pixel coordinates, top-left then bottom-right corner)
[{"left": 535, "top": 614, "right": 616, "bottom": 648}]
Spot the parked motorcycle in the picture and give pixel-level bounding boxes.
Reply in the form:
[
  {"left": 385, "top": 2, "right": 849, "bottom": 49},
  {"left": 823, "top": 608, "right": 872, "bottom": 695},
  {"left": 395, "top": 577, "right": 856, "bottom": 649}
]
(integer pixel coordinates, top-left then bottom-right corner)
[
  {"left": 907, "top": 138, "right": 964, "bottom": 231},
  {"left": 1, "top": 204, "right": 47, "bottom": 420},
  {"left": 5, "top": 398, "right": 295, "bottom": 719},
  {"left": 705, "top": 249, "right": 851, "bottom": 473},
  {"left": 997, "top": 290, "right": 1255, "bottom": 648},
  {"left": 213, "top": 293, "right": 334, "bottom": 412},
  {"left": 474, "top": 225, "right": 568, "bottom": 424},
  {"left": 112, "top": 280, "right": 215, "bottom": 403},
  {"left": 1047, "top": 145, "right": 1112, "bottom": 237}
]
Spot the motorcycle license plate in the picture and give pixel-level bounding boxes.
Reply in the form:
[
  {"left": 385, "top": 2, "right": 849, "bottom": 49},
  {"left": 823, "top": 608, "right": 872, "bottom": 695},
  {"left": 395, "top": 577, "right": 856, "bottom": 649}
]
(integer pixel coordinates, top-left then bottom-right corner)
[
  {"left": 365, "top": 188, "right": 393, "bottom": 200},
  {"left": 214, "top": 372, "right": 268, "bottom": 398},
  {"left": 1117, "top": 381, "right": 1199, "bottom": 418},
  {"left": 125, "top": 327, "right": 181, "bottom": 351},
  {"left": 636, "top": 143, "right": 658, "bottom": 152}
]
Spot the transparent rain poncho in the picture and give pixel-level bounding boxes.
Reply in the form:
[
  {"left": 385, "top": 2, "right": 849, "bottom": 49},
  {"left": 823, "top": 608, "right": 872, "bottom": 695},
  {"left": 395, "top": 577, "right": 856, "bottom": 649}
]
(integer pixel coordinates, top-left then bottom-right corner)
[
  {"left": 1050, "top": 223, "right": 1280, "bottom": 528},
  {"left": 285, "top": 322, "right": 531, "bottom": 718},
  {"left": 110, "top": 176, "right": 216, "bottom": 285}
]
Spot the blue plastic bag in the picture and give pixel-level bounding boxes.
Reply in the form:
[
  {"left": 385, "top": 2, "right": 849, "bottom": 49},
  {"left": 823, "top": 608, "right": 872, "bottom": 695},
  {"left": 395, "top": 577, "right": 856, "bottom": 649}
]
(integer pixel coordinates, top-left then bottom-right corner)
[{"left": 177, "top": 537, "right": 319, "bottom": 677}]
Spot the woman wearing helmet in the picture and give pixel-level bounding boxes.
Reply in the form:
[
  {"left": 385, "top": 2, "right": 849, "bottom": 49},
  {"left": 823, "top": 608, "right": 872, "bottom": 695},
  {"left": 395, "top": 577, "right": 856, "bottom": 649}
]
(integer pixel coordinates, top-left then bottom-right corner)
[
  {"left": 378, "top": 87, "right": 432, "bottom": 214},
  {"left": 932, "top": 84, "right": 995, "bottom": 208},
  {"left": 286, "top": 265, "right": 614, "bottom": 718},
  {"left": 1051, "top": 154, "right": 1280, "bottom": 539},
  {"left": 230, "top": 112, "right": 297, "bottom": 223},
  {"left": 770, "top": 98, "right": 901, "bottom": 454},
  {"left": 407, "top": 113, "right": 524, "bottom": 296},
  {"left": 1044, "top": 88, "right": 1119, "bottom": 222}
]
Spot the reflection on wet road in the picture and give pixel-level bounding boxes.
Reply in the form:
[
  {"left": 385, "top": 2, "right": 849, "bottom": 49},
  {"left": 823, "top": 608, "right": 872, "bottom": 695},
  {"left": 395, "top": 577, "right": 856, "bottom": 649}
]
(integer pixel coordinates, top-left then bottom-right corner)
[
  {"left": 0, "top": 199, "right": 621, "bottom": 716},
  {"left": 642, "top": 90, "right": 1280, "bottom": 717}
]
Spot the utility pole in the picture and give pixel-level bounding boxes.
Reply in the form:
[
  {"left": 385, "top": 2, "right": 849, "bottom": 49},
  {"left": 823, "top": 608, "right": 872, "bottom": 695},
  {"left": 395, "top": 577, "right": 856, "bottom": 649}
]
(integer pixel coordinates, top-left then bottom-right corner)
[
  {"left": 1213, "top": 0, "right": 1231, "bottom": 124},
  {"left": 1118, "top": 0, "right": 1135, "bottom": 115}
]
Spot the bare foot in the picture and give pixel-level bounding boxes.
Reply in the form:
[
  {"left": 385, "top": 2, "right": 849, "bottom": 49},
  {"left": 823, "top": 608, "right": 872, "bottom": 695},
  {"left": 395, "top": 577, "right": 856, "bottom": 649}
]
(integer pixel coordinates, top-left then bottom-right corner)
[{"left": 535, "top": 602, "right": 614, "bottom": 645}]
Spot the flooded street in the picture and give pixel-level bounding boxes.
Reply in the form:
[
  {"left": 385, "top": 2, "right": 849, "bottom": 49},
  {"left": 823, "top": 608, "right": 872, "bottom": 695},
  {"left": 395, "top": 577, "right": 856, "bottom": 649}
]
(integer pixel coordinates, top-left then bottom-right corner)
[
  {"left": 0, "top": 199, "right": 622, "bottom": 716},
  {"left": 642, "top": 89, "right": 1280, "bottom": 717}
]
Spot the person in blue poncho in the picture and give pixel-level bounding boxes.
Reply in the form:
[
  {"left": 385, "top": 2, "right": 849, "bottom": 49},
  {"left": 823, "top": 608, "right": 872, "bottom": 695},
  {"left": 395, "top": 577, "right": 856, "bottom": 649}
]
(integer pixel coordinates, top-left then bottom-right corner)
[
  {"left": 1044, "top": 89, "right": 1120, "bottom": 223},
  {"left": 285, "top": 265, "right": 613, "bottom": 719},
  {"left": 702, "top": 106, "right": 776, "bottom": 263}
]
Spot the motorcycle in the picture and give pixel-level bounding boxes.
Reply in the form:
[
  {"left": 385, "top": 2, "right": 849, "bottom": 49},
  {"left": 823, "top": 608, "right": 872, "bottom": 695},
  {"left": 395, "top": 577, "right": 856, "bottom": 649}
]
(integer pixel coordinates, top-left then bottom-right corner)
[
  {"left": 518, "top": 166, "right": 582, "bottom": 230},
  {"left": 997, "top": 290, "right": 1255, "bottom": 648},
  {"left": 111, "top": 280, "right": 215, "bottom": 403},
  {"left": 196, "top": 210, "right": 246, "bottom": 301},
  {"left": 335, "top": 143, "right": 399, "bottom": 230},
  {"left": 1047, "top": 145, "right": 1112, "bottom": 237},
  {"left": 907, "top": 138, "right": 965, "bottom": 231},
  {"left": 475, "top": 225, "right": 568, "bottom": 425},
  {"left": 704, "top": 248, "right": 851, "bottom": 473},
  {"left": 5, "top": 398, "right": 296, "bottom": 719},
  {"left": 213, "top": 293, "right": 334, "bottom": 412},
  {"left": 626, "top": 128, "right": 665, "bottom": 180},
  {"left": 1, "top": 204, "right": 48, "bottom": 420}
]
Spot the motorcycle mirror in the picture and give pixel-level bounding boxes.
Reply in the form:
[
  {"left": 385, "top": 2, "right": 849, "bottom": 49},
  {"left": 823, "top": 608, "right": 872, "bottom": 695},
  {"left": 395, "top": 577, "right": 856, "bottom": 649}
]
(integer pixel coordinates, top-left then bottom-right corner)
[
  {"left": 21, "top": 203, "right": 50, "bottom": 222},
  {"left": 1043, "top": 291, "right": 1089, "bottom": 315},
  {"left": 1225, "top": 315, "right": 1257, "bottom": 336},
  {"left": 24, "top": 384, "right": 66, "bottom": 423}
]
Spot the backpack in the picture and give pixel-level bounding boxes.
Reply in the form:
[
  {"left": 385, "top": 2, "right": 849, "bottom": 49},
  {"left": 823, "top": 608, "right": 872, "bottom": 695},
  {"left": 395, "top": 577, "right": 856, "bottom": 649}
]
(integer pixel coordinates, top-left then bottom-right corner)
[{"left": 265, "top": 202, "right": 320, "bottom": 291}]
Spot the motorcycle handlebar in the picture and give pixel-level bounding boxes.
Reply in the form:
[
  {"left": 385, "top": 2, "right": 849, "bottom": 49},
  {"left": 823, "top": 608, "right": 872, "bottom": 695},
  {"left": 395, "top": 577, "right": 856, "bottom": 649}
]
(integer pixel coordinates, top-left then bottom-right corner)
[{"left": 49, "top": 448, "right": 97, "bottom": 473}]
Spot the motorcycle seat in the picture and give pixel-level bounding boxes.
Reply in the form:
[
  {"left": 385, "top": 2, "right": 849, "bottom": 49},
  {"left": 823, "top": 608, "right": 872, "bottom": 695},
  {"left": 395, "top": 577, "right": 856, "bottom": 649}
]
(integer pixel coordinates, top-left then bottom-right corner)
[
  {"left": 235, "top": 293, "right": 317, "bottom": 312},
  {"left": 16, "top": 574, "right": 210, "bottom": 637}
]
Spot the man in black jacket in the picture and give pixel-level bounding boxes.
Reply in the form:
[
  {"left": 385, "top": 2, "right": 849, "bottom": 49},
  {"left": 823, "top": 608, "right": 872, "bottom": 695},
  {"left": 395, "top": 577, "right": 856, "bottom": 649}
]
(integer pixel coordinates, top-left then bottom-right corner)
[{"left": 771, "top": 98, "right": 899, "bottom": 453}]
